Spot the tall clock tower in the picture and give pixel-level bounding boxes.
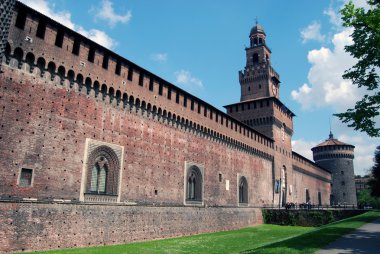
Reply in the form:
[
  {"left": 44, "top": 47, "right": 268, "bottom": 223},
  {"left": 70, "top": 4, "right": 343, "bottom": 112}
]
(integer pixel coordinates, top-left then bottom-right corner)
[
  {"left": 224, "top": 22, "right": 295, "bottom": 206},
  {"left": 240, "top": 22, "right": 280, "bottom": 101}
]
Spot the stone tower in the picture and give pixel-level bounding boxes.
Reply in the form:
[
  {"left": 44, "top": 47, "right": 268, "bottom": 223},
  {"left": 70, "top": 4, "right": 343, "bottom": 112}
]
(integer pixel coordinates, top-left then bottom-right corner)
[
  {"left": 312, "top": 132, "right": 357, "bottom": 206},
  {"left": 224, "top": 22, "right": 295, "bottom": 206}
]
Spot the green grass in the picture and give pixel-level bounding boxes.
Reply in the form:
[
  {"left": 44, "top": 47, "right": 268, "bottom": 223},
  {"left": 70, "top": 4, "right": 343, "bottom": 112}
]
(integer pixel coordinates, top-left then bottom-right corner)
[{"left": 28, "top": 211, "right": 380, "bottom": 254}]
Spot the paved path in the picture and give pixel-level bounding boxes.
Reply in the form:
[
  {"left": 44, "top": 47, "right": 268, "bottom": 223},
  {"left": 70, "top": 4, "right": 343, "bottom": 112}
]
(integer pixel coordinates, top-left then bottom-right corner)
[{"left": 316, "top": 218, "right": 380, "bottom": 254}]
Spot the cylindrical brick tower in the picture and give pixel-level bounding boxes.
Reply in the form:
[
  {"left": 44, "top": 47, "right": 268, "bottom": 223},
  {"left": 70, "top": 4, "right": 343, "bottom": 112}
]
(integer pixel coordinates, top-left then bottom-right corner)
[{"left": 312, "top": 132, "right": 357, "bottom": 206}]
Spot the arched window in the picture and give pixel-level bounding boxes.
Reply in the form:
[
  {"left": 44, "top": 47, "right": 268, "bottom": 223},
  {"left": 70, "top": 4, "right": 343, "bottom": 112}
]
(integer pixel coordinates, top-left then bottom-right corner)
[
  {"left": 239, "top": 176, "right": 248, "bottom": 204},
  {"left": 86, "top": 145, "right": 120, "bottom": 195},
  {"left": 186, "top": 166, "right": 203, "bottom": 202},
  {"left": 90, "top": 156, "right": 109, "bottom": 193}
]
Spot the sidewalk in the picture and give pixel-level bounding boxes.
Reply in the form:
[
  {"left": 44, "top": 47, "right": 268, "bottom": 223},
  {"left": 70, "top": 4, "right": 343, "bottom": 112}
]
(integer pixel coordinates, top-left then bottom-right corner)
[{"left": 316, "top": 218, "right": 380, "bottom": 254}]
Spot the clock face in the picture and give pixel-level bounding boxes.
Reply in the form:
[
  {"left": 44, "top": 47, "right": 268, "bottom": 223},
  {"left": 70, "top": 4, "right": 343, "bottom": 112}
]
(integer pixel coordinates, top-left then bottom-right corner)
[{"left": 272, "top": 83, "right": 277, "bottom": 96}]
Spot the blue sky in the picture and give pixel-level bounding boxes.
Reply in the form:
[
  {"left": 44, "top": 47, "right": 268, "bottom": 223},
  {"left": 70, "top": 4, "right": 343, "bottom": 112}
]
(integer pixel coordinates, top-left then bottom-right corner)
[{"left": 20, "top": 0, "right": 378, "bottom": 175}]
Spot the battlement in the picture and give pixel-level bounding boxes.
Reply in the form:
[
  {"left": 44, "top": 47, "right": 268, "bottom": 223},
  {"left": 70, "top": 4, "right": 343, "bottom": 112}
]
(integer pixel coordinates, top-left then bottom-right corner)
[{"left": 2, "top": 1, "right": 275, "bottom": 158}]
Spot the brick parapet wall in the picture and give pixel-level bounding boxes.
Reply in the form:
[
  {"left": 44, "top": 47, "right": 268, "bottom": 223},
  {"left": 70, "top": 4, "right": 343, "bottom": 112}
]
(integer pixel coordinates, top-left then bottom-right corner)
[{"left": 0, "top": 201, "right": 262, "bottom": 253}]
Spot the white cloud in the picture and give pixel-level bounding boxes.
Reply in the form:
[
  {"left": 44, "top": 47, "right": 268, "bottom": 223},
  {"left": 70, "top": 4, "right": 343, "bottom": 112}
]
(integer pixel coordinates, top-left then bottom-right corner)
[
  {"left": 323, "top": 7, "right": 341, "bottom": 28},
  {"left": 175, "top": 70, "right": 203, "bottom": 88},
  {"left": 292, "top": 139, "right": 318, "bottom": 161},
  {"left": 151, "top": 53, "right": 168, "bottom": 62},
  {"left": 97, "top": 0, "right": 132, "bottom": 27},
  {"left": 20, "top": 0, "right": 116, "bottom": 49},
  {"left": 300, "top": 21, "right": 325, "bottom": 43},
  {"left": 291, "top": 28, "right": 363, "bottom": 111}
]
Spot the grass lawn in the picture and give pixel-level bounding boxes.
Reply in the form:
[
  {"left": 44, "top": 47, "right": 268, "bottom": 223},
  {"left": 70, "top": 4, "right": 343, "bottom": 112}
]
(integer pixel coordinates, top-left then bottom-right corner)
[{"left": 29, "top": 211, "right": 379, "bottom": 254}]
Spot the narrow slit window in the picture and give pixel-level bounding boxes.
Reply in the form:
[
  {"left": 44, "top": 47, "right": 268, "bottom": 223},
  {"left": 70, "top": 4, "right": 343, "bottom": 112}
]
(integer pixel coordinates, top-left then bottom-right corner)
[
  {"left": 127, "top": 66, "right": 133, "bottom": 81},
  {"left": 167, "top": 87, "right": 172, "bottom": 100},
  {"left": 55, "top": 29, "right": 64, "bottom": 48},
  {"left": 102, "top": 53, "right": 109, "bottom": 69},
  {"left": 88, "top": 47, "right": 95, "bottom": 62},
  {"left": 139, "top": 72, "right": 144, "bottom": 86},
  {"left": 149, "top": 77, "right": 154, "bottom": 91},
  {"left": 183, "top": 95, "right": 187, "bottom": 107},
  {"left": 115, "top": 59, "right": 121, "bottom": 75},
  {"left": 158, "top": 83, "right": 163, "bottom": 95},
  {"left": 72, "top": 38, "right": 80, "bottom": 55},
  {"left": 176, "top": 92, "right": 180, "bottom": 104},
  {"left": 36, "top": 20, "right": 46, "bottom": 39},
  {"left": 15, "top": 10, "right": 27, "bottom": 30}
]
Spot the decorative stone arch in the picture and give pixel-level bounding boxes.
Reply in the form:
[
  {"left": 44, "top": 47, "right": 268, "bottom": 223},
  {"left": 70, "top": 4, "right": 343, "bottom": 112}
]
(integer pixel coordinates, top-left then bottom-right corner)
[
  {"left": 184, "top": 162, "right": 204, "bottom": 205},
  {"left": 80, "top": 139, "right": 124, "bottom": 203}
]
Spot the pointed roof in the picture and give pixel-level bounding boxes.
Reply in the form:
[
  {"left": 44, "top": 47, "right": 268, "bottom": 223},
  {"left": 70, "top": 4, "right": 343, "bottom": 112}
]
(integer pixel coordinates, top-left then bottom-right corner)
[{"left": 313, "top": 131, "right": 354, "bottom": 148}]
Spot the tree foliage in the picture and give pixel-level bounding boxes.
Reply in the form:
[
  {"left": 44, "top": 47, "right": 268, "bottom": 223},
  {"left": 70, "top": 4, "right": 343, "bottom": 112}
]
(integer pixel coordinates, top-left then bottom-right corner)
[
  {"left": 335, "top": 0, "right": 380, "bottom": 137},
  {"left": 369, "top": 145, "right": 380, "bottom": 196}
]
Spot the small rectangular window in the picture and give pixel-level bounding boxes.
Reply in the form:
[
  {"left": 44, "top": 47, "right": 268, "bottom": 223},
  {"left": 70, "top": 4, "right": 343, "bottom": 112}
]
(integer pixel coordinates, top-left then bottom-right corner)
[
  {"left": 210, "top": 111, "right": 213, "bottom": 120},
  {"left": 241, "top": 104, "right": 244, "bottom": 111},
  {"left": 197, "top": 103, "right": 201, "bottom": 114},
  {"left": 221, "top": 116, "right": 224, "bottom": 125},
  {"left": 216, "top": 113, "right": 218, "bottom": 122},
  {"left": 191, "top": 100, "right": 194, "bottom": 111},
  {"left": 183, "top": 95, "right": 187, "bottom": 107},
  {"left": 219, "top": 173, "right": 222, "bottom": 182},
  {"left": 204, "top": 106, "right": 207, "bottom": 117},
  {"left": 254, "top": 102, "right": 257, "bottom": 109},
  {"left": 88, "top": 46, "right": 95, "bottom": 62},
  {"left": 235, "top": 105, "right": 239, "bottom": 112},
  {"left": 36, "top": 20, "right": 46, "bottom": 39},
  {"left": 247, "top": 103, "right": 251, "bottom": 110},
  {"left": 15, "top": 10, "right": 27, "bottom": 30},
  {"left": 115, "top": 59, "right": 121, "bottom": 75},
  {"left": 139, "top": 72, "right": 144, "bottom": 86},
  {"left": 158, "top": 83, "right": 163, "bottom": 95},
  {"left": 55, "top": 29, "right": 64, "bottom": 48},
  {"left": 19, "top": 168, "right": 33, "bottom": 187},
  {"left": 149, "top": 77, "right": 154, "bottom": 91},
  {"left": 176, "top": 91, "right": 180, "bottom": 104},
  {"left": 102, "top": 53, "right": 109, "bottom": 69},
  {"left": 72, "top": 38, "right": 80, "bottom": 55},
  {"left": 127, "top": 66, "right": 133, "bottom": 81}
]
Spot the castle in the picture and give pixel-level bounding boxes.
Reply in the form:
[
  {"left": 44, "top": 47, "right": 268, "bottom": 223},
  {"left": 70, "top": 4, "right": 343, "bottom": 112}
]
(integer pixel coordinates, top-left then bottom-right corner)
[{"left": 0, "top": 1, "right": 356, "bottom": 252}]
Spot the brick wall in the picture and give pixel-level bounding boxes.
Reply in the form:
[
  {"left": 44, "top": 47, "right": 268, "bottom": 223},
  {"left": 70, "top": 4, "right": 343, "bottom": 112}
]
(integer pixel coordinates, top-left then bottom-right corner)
[{"left": 0, "top": 202, "right": 262, "bottom": 253}]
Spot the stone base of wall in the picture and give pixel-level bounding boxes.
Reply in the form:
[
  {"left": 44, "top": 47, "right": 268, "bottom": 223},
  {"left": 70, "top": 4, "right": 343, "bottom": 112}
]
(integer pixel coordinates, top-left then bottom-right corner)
[{"left": 0, "top": 201, "right": 262, "bottom": 253}]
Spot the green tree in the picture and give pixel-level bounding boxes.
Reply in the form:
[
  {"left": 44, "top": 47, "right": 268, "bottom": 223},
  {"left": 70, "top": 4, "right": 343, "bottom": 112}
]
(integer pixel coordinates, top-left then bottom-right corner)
[
  {"left": 369, "top": 145, "right": 380, "bottom": 196},
  {"left": 335, "top": 0, "right": 380, "bottom": 137}
]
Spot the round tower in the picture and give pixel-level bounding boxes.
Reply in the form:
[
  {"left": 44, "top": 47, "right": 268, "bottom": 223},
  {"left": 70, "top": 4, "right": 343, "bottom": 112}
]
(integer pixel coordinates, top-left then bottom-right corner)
[{"left": 312, "top": 132, "right": 357, "bottom": 206}]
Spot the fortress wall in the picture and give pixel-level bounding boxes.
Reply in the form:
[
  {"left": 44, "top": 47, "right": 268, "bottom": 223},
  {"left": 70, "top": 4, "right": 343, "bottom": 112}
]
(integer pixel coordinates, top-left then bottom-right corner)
[
  {"left": 0, "top": 202, "right": 262, "bottom": 253},
  {"left": 0, "top": 66, "right": 274, "bottom": 205},
  {"left": 6, "top": 2, "right": 274, "bottom": 155}
]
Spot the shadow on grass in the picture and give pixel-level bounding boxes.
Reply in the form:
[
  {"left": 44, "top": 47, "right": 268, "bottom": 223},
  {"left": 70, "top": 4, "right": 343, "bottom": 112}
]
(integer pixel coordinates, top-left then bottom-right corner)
[{"left": 241, "top": 211, "right": 380, "bottom": 254}]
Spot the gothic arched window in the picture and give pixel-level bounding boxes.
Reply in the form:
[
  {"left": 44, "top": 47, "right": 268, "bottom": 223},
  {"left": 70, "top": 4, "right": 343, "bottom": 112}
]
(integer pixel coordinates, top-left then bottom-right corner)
[
  {"left": 86, "top": 145, "right": 120, "bottom": 195},
  {"left": 239, "top": 176, "right": 248, "bottom": 204},
  {"left": 90, "top": 156, "right": 109, "bottom": 193},
  {"left": 186, "top": 166, "right": 203, "bottom": 202}
]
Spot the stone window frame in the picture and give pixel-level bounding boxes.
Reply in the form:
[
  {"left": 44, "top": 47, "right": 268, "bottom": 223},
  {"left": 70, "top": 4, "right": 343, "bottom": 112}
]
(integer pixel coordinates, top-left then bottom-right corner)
[
  {"left": 18, "top": 168, "right": 34, "bottom": 187},
  {"left": 184, "top": 161, "right": 204, "bottom": 206},
  {"left": 80, "top": 139, "right": 124, "bottom": 203},
  {"left": 237, "top": 174, "right": 249, "bottom": 206}
]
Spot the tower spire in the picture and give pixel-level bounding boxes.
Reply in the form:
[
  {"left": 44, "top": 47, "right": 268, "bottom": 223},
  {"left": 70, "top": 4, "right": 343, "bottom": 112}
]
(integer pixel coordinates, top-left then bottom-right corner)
[{"left": 329, "top": 117, "right": 334, "bottom": 139}]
